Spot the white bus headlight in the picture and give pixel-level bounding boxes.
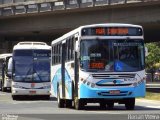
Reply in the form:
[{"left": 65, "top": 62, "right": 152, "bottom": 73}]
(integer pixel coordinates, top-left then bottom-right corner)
[
  {"left": 43, "top": 85, "right": 51, "bottom": 89},
  {"left": 124, "top": 78, "right": 137, "bottom": 81},
  {"left": 12, "top": 85, "right": 23, "bottom": 89}
]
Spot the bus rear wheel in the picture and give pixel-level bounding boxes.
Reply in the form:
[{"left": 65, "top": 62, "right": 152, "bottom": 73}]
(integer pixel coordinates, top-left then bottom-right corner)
[
  {"left": 57, "top": 88, "right": 65, "bottom": 108},
  {"left": 0, "top": 81, "right": 2, "bottom": 91},
  {"left": 2, "top": 86, "right": 7, "bottom": 92},
  {"left": 66, "top": 100, "right": 72, "bottom": 108},
  {"left": 125, "top": 98, "right": 135, "bottom": 110},
  {"left": 12, "top": 95, "right": 18, "bottom": 100},
  {"left": 74, "top": 97, "right": 84, "bottom": 110},
  {"left": 1, "top": 81, "right": 6, "bottom": 92}
]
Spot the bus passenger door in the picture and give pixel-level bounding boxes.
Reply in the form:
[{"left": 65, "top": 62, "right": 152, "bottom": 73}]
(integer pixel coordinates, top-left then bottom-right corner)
[
  {"left": 74, "top": 38, "right": 79, "bottom": 99},
  {"left": 61, "top": 43, "right": 66, "bottom": 99}
]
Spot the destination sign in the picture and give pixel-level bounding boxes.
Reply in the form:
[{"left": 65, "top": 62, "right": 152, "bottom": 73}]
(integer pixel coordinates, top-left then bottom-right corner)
[{"left": 82, "top": 27, "right": 143, "bottom": 36}]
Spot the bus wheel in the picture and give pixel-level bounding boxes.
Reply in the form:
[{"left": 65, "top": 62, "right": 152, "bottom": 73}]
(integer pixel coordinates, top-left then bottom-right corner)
[
  {"left": 107, "top": 102, "right": 114, "bottom": 109},
  {"left": 125, "top": 98, "right": 135, "bottom": 110},
  {"left": 66, "top": 100, "right": 72, "bottom": 108},
  {"left": 2, "top": 86, "right": 6, "bottom": 92},
  {"left": 0, "top": 81, "right": 2, "bottom": 91},
  {"left": 1, "top": 81, "right": 6, "bottom": 92},
  {"left": 12, "top": 95, "right": 18, "bottom": 100},
  {"left": 43, "top": 95, "right": 50, "bottom": 100},
  {"left": 74, "top": 97, "right": 84, "bottom": 110},
  {"left": 57, "top": 88, "right": 65, "bottom": 108},
  {"left": 99, "top": 102, "right": 106, "bottom": 109}
]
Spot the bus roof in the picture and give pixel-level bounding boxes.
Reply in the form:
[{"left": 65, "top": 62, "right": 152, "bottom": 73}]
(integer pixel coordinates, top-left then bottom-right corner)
[
  {"left": 13, "top": 41, "right": 51, "bottom": 50},
  {"left": 51, "top": 23, "right": 143, "bottom": 45},
  {"left": 0, "top": 53, "right": 12, "bottom": 59}
]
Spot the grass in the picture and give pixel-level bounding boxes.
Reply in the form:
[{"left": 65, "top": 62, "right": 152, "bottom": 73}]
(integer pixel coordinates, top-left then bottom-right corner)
[{"left": 143, "top": 92, "right": 160, "bottom": 101}]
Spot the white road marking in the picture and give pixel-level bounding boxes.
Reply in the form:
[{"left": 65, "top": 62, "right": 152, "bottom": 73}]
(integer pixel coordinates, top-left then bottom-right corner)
[
  {"left": 146, "top": 106, "right": 160, "bottom": 109},
  {"left": 136, "top": 99, "right": 160, "bottom": 104}
]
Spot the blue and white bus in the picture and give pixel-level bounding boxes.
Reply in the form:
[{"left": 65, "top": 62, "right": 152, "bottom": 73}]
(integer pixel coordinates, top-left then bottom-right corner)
[
  {"left": 51, "top": 23, "right": 146, "bottom": 110},
  {"left": 11, "top": 42, "right": 51, "bottom": 100}
]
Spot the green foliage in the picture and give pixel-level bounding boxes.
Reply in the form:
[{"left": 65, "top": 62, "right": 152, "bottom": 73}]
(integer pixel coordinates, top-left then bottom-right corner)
[{"left": 145, "top": 42, "right": 160, "bottom": 70}]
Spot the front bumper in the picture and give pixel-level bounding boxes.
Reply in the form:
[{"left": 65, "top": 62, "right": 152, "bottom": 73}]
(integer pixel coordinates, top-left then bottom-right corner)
[{"left": 79, "top": 83, "right": 145, "bottom": 99}]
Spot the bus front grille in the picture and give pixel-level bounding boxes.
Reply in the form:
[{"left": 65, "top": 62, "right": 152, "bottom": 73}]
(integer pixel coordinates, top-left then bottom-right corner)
[{"left": 92, "top": 73, "right": 135, "bottom": 79}]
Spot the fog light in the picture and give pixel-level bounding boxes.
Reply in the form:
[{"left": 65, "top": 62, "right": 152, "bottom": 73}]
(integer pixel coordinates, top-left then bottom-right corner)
[
  {"left": 87, "top": 82, "right": 90, "bottom": 86},
  {"left": 91, "top": 83, "right": 95, "bottom": 88},
  {"left": 83, "top": 80, "right": 87, "bottom": 84}
]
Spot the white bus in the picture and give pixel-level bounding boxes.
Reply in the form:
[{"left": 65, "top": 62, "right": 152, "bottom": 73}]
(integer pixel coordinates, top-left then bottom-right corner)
[
  {"left": 0, "top": 53, "right": 12, "bottom": 92},
  {"left": 11, "top": 42, "right": 51, "bottom": 100},
  {"left": 51, "top": 23, "right": 146, "bottom": 110}
]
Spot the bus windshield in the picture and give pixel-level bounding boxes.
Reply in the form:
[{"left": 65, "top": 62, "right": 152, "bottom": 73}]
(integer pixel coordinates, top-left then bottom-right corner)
[
  {"left": 13, "top": 50, "right": 50, "bottom": 82},
  {"left": 80, "top": 39, "right": 144, "bottom": 72}
]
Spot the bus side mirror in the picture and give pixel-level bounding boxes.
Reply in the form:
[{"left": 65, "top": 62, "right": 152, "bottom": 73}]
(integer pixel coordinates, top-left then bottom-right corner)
[{"left": 145, "top": 47, "right": 148, "bottom": 57}]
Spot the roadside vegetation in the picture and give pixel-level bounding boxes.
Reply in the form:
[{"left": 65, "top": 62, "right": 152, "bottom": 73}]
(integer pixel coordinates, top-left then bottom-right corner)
[
  {"left": 144, "top": 92, "right": 160, "bottom": 101},
  {"left": 145, "top": 42, "right": 160, "bottom": 71}
]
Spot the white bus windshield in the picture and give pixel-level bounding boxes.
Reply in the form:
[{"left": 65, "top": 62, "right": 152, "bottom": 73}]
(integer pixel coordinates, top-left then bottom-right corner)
[
  {"left": 13, "top": 50, "right": 50, "bottom": 82},
  {"left": 80, "top": 39, "right": 145, "bottom": 72}
]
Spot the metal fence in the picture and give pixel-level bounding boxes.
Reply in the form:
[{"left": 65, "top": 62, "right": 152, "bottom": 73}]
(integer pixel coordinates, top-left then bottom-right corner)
[{"left": 0, "top": 0, "right": 159, "bottom": 16}]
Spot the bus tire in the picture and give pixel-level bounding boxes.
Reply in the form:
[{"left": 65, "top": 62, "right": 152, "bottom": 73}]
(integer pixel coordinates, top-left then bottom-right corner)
[
  {"left": 57, "top": 87, "right": 65, "bottom": 108},
  {"left": 74, "top": 97, "right": 84, "bottom": 110},
  {"left": 66, "top": 100, "right": 72, "bottom": 108},
  {"left": 0, "top": 81, "right": 2, "bottom": 91},
  {"left": 1, "top": 80, "right": 6, "bottom": 92},
  {"left": 2, "top": 86, "right": 6, "bottom": 92},
  {"left": 43, "top": 95, "right": 50, "bottom": 100},
  {"left": 12, "top": 95, "right": 17, "bottom": 100},
  {"left": 125, "top": 98, "right": 135, "bottom": 110}
]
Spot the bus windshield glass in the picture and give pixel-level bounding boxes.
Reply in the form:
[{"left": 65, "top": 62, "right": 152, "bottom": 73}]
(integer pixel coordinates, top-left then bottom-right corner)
[
  {"left": 80, "top": 39, "right": 144, "bottom": 72},
  {"left": 13, "top": 50, "right": 50, "bottom": 82}
]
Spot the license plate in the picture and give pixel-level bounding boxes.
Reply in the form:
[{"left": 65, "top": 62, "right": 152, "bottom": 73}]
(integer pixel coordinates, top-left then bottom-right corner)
[
  {"left": 109, "top": 90, "right": 120, "bottom": 94},
  {"left": 29, "top": 91, "right": 36, "bottom": 94}
]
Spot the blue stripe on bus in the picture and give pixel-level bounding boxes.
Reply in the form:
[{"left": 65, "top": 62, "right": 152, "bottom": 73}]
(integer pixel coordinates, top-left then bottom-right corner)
[{"left": 51, "top": 68, "right": 72, "bottom": 99}]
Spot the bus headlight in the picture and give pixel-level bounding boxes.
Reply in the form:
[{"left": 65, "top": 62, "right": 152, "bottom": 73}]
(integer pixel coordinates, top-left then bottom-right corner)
[
  {"left": 80, "top": 75, "right": 96, "bottom": 88},
  {"left": 43, "top": 85, "right": 51, "bottom": 89},
  {"left": 91, "top": 83, "right": 96, "bottom": 88},
  {"left": 12, "top": 85, "right": 23, "bottom": 89},
  {"left": 124, "top": 78, "right": 137, "bottom": 81}
]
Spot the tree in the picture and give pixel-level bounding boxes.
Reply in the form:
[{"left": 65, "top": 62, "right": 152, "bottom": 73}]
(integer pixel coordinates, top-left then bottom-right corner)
[{"left": 145, "top": 42, "right": 160, "bottom": 71}]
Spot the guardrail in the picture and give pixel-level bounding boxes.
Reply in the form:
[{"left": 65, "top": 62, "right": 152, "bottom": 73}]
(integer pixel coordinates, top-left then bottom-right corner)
[
  {"left": 146, "top": 83, "right": 160, "bottom": 93},
  {"left": 0, "top": 0, "right": 159, "bottom": 17}
]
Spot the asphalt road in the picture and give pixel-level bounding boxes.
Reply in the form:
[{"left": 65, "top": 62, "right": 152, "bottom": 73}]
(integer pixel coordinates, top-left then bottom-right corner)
[{"left": 0, "top": 91, "right": 160, "bottom": 120}]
